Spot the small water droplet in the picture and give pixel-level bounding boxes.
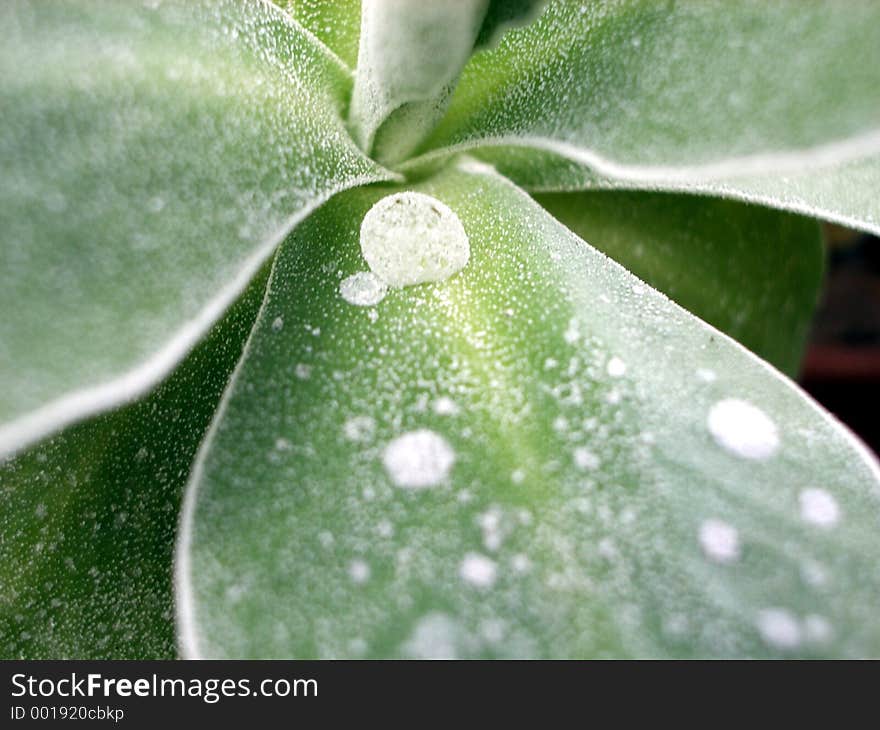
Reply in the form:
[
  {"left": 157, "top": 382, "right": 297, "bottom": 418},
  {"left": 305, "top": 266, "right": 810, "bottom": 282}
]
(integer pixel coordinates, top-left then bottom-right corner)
[
  {"left": 707, "top": 398, "right": 779, "bottom": 460},
  {"left": 606, "top": 356, "right": 627, "bottom": 378},
  {"left": 360, "top": 192, "right": 470, "bottom": 287},
  {"left": 432, "top": 396, "right": 459, "bottom": 416},
  {"left": 383, "top": 429, "right": 455, "bottom": 489},
  {"left": 459, "top": 552, "right": 497, "bottom": 588},
  {"left": 348, "top": 559, "right": 371, "bottom": 584},
  {"left": 698, "top": 518, "right": 740, "bottom": 564},
  {"left": 339, "top": 271, "right": 388, "bottom": 306},
  {"left": 799, "top": 488, "right": 840, "bottom": 528},
  {"left": 344, "top": 415, "right": 376, "bottom": 442},
  {"left": 573, "top": 447, "right": 600, "bottom": 471},
  {"left": 757, "top": 608, "right": 801, "bottom": 649}
]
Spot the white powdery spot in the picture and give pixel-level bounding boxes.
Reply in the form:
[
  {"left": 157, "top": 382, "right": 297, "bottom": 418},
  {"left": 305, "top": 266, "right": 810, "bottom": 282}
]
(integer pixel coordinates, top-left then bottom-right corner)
[
  {"left": 707, "top": 398, "right": 779, "bottom": 460},
  {"left": 696, "top": 368, "right": 717, "bottom": 383},
  {"left": 757, "top": 608, "right": 801, "bottom": 650},
  {"left": 402, "top": 613, "right": 459, "bottom": 659},
  {"left": 432, "top": 396, "right": 459, "bottom": 416},
  {"left": 343, "top": 415, "right": 376, "bottom": 443},
  {"left": 573, "top": 447, "right": 600, "bottom": 471},
  {"left": 382, "top": 429, "right": 455, "bottom": 489},
  {"left": 799, "top": 488, "right": 840, "bottom": 528},
  {"left": 698, "top": 518, "right": 740, "bottom": 564},
  {"left": 294, "top": 363, "right": 312, "bottom": 380},
  {"left": 360, "top": 192, "right": 469, "bottom": 287},
  {"left": 606, "top": 356, "right": 627, "bottom": 378},
  {"left": 271, "top": 316, "right": 284, "bottom": 332},
  {"left": 339, "top": 271, "right": 388, "bottom": 306},
  {"left": 348, "top": 559, "right": 371, "bottom": 584},
  {"left": 479, "top": 508, "right": 504, "bottom": 552},
  {"left": 459, "top": 552, "right": 497, "bottom": 588}
]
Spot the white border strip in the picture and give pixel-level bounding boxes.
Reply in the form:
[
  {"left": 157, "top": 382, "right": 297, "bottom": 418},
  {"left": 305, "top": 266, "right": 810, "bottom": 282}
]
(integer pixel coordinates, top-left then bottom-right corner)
[{"left": 0, "top": 176, "right": 388, "bottom": 459}]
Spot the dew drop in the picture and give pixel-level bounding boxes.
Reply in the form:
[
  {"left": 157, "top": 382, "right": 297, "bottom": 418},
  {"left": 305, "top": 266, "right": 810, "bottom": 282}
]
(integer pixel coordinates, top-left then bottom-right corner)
[
  {"left": 606, "top": 356, "right": 627, "bottom": 378},
  {"left": 799, "top": 488, "right": 840, "bottom": 528},
  {"left": 707, "top": 398, "right": 779, "bottom": 460},
  {"left": 348, "top": 559, "right": 371, "bottom": 584},
  {"left": 339, "top": 271, "right": 388, "bottom": 306},
  {"left": 459, "top": 552, "right": 497, "bottom": 588},
  {"left": 402, "top": 613, "right": 459, "bottom": 659},
  {"left": 382, "top": 429, "right": 455, "bottom": 489},
  {"left": 360, "top": 192, "right": 469, "bottom": 287},
  {"left": 432, "top": 396, "right": 459, "bottom": 416},
  {"left": 696, "top": 368, "right": 717, "bottom": 383},
  {"left": 757, "top": 608, "right": 801, "bottom": 649},
  {"left": 343, "top": 415, "right": 376, "bottom": 443},
  {"left": 698, "top": 518, "right": 739, "bottom": 564},
  {"left": 573, "top": 447, "right": 600, "bottom": 471}
]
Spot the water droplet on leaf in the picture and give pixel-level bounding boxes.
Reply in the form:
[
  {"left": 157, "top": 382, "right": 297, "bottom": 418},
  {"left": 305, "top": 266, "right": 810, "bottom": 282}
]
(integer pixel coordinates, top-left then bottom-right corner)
[{"left": 360, "top": 192, "right": 469, "bottom": 287}]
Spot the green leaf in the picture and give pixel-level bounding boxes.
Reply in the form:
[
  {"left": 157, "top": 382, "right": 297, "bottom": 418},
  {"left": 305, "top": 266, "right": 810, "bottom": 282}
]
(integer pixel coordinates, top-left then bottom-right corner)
[
  {"left": 408, "top": 0, "right": 880, "bottom": 234},
  {"left": 274, "top": 0, "right": 362, "bottom": 70},
  {"left": 536, "top": 190, "right": 823, "bottom": 376},
  {"left": 0, "top": 0, "right": 392, "bottom": 457},
  {"left": 0, "top": 266, "right": 266, "bottom": 659},
  {"left": 177, "top": 162, "right": 880, "bottom": 659}
]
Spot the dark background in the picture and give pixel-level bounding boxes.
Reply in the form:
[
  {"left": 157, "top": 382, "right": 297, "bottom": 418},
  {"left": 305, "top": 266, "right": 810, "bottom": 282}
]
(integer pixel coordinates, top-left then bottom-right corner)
[{"left": 801, "top": 226, "right": 880, "bottom": 455}]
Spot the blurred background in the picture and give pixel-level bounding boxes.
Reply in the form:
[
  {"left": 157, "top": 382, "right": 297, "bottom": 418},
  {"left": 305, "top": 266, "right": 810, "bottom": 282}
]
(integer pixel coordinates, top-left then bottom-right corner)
[{"left": 802, "top": 226, "right": 880, "bottom": 456}]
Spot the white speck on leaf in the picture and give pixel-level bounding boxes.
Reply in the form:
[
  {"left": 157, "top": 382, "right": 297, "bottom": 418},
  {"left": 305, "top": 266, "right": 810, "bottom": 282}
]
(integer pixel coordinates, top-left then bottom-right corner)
[
  {"left": 348, "top": 559, "right": 371, "bottom": 584},
  {"left": 343, "top": 415, "right": 376, "bottom": 443},
  {"left": 799, "top": 488, "right": 840, "bottom": 528},
  {"left": 698, "top": 518, "right": 740, "bottom": 563},
  {"left": 606, "top": 356, "right": 627, "bottom": 377},
  {"left": 459, "top": 552, "right": 497, "bottom": 588},
  {"left": 382, "top": 429, "right": 455, "bottom": 488},
  {"left": 573, "top": 447, "right": 600, "bottom": 471},
  {"left": 707, "top": 398, "right": 779, "bottom": 460},
  {"left": 757, "top": 608, "right": 801, "bottom": 649},
  {"left": 339, "top": 271, "right": 388, "bottom": 306}
]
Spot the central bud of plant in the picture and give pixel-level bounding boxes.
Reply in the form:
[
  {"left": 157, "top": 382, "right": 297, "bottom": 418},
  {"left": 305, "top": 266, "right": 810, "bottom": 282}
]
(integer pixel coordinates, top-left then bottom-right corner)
[{"left": 348, "top": 0, "right": 546, "bottom": 166}]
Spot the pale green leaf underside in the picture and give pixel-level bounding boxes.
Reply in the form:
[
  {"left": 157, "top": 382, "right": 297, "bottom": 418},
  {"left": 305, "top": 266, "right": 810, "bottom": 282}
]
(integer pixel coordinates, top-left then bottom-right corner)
[
  {"left": 0, "top": 0, "right": 391, "bottom": 457},
  {"left": 408, "top": 0, "right": 880, "bottom": 234},
  {"left": 178, "top": 164, "right": 880, "bottom": 659},
  {"left": 537, "top": 191, "right": 823, "bottom": 376},
  {"left": 0, "top": 269, "right": 265, "bottom": 659}
]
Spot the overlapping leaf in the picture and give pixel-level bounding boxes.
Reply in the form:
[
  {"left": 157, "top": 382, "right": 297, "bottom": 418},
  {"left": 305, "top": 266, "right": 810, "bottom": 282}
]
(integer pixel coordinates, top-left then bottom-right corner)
[
  {"left": 407, "top": 0, "right": 880, "bottom": 234},
  {"left": 178, "top": 164, "right": 880, "bottom": 658},
  {"left": 0, "top": 0, "right": 391, "bottom": 456},
  {"left": 0, "top": 269, "right": 266, "bottom": 658},
  {"left": 537, "top": 191, "right": 823, "bottom": 375}
]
